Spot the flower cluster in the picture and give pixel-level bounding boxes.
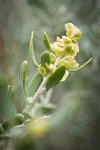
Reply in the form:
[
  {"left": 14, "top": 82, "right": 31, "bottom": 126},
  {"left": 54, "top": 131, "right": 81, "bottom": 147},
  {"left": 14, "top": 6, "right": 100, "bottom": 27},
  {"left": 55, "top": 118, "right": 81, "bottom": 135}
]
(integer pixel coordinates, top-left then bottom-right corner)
[
  {"left": 51, "top": 23, "right": 82, "bottom": 66},
  {"left": 38, "top": 23, "right": 82, "bottom": 81}
]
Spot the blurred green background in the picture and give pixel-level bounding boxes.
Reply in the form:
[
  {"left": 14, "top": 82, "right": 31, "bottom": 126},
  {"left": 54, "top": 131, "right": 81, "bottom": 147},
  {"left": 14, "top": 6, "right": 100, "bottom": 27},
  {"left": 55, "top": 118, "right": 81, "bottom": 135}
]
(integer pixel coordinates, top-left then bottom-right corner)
[{"left": 0, "top": 0, "right": 100, "bottom": 149}]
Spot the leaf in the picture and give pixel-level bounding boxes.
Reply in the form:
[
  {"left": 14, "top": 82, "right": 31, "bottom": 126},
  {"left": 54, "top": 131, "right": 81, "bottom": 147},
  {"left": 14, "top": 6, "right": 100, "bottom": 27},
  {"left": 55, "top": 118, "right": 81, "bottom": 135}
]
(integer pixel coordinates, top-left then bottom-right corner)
[
  {"left": 40, "top": 51, "right": 50, "bottom": 67},
  {"left": 27, "top": 73, "right": 43, "bottom": 97},
  {"left": 30, "top": 31, "right": 38, "bottom": 68},
  {"left": 0, "top": 78, "right": 14, "bottom": 118},
  {"left": 19, "top": 60, "right": 28, "bottom": 98},
  {"left": 68, "top": 58, "right": 92, "bottom": 72},
  {"left": 46, "top": 65, "right": 66, "bottom": 91},
  {"left": 7, "top": 85, "right": 16, "bottom": 115},
  {"left": 43, "top": 31, "right": 51, "bottom": 51},
  {"left": 8, "top": 85, "right": 11, "bottom": 95}
]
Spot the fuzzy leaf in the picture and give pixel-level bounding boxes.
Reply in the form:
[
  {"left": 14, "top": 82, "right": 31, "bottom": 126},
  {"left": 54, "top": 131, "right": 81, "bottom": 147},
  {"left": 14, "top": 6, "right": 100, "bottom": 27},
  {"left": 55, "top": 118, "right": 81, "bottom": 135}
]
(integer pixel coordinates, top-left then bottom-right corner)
[
  {"left": 46, "top": 65, "right": 66, "bottom": 91},
  {"left": 19, "top": 60, "right": 28, "bottom": 97},
  {"left": 40, "top": 51, "right": 50, "bottom": 67},
  {"left": 43, "top": 31, "right": 51, "bottom": 51},
  {"left": 27, "top": 73, "right": 43, "bottom": 97},
  {"left": 30, "top": 31, "right": 38, "bottom": 68}
]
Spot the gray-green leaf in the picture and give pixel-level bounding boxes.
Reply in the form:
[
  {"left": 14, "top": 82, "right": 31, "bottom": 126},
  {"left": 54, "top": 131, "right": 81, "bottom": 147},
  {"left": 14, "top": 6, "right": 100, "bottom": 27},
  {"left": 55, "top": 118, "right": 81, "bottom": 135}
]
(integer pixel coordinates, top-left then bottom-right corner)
[
  {"left": 8, "top": 85, "right": 11, "bottom": 95},
  {"left": 27, "top": 73, "right": 43, "bottom": 97},
  {"left": 30, "top": 31, "right": 38, "bottom": 68},
  {"left": 19, "top": 60, "right": 28, "bottom": 98},
  {"left": 46, "top": 65, "right": 66, "bottom": 91},
  {"left": 40, "top": 51, "right": 50, "bottom": 67},
  {"left": 43, "top": 31, "right": 51, "bottom": 51}
]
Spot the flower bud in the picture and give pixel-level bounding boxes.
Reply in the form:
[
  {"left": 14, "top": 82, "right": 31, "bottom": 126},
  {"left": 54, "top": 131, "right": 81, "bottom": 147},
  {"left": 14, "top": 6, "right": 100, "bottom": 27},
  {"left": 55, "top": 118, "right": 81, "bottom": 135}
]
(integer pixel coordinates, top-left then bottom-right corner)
[
  {"left": 51, "top": 42, "right": 66, "bottom": 57},
  {"left": 2, "top": 119, "right": 12, "bottom": 131},
  {"left": 50, "top": 53, "right": 56, "bottom": 64},
  {"left": 72, "top": 39, "right": 78, "bottom": 44},
  {"left": 14, "top": 114, "right": 25, "bottom": 125},
  {"left": 59, "top": 56, "right": 79, "bottom": 69},
  {"left": 62, "top": 36, "right": 72, "bottom": 44},
  {"left": 56, "top": 36, "right": 61, "bottom": 42},
  {"left": 65, "top": 23, "right": 82, "bottom": 39},
  {"left": 71, "top": 43, "right": 79, "bottom": 56},
  {"left": 38, "top": 65, "right": 49, "bottom": 76},
  {"left": 65, "top": 43, "right": 79, "bottom": 56}
]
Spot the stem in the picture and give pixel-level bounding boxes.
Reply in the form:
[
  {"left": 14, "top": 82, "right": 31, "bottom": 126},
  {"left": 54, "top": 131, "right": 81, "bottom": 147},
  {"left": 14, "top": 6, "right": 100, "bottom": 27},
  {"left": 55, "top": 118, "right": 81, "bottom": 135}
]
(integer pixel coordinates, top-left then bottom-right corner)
[
  {"left": 24, "top": 74, "right": 50, "bottom": 112},
  {"left": 24, "top": 58, "right": 60, "bottom": 112}
]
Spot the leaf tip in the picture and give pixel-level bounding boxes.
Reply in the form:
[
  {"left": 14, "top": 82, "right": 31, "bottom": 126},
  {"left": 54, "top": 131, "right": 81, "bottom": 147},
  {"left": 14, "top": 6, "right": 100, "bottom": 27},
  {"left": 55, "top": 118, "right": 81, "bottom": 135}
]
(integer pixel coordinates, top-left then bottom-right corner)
[
  {"left": 24, "top": 60, "right": 28, "bottom": 65},
  {"left": 89, "top": 57, "right": 92, "bottom": 62},
  {"left": 31, "top": 31, "right": 34, "bottom": 37}
]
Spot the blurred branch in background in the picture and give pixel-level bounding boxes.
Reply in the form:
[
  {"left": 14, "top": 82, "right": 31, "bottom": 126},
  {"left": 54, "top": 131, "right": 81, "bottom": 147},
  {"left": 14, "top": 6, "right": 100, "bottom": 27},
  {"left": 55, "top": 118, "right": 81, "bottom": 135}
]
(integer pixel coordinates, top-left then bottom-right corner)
[{"left": 0, "top": 31, "right": 12, "bottom": 83}]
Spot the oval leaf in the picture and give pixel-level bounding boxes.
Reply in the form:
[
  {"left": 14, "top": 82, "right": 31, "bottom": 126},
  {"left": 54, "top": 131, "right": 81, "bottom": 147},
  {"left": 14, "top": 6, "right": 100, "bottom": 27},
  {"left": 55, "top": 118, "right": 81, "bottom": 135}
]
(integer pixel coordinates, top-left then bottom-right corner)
[
  {"left": 30, "top": 31, "right": 38, "bottom": 68},
  {"left": 27, "top": 73, "right": 43, "bottom": 97},
  {"left": 46, "top": 65, "right": 66, "bottom": 91},
  {"left": 43, "top": 31, "right": 51, "bottom": 51},
  {"left": 19, "top": 60, "right": 28, "bottom": 97},
  {"left": 40, "top": 51, "right": 50, "bottom": 67}
]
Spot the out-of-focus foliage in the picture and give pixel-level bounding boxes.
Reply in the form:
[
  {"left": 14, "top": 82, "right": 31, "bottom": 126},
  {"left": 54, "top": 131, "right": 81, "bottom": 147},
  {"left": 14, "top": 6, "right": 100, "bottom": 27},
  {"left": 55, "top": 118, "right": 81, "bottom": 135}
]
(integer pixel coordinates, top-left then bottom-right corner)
[
  {"left": 0, "top": 0, "right": 100, "bottom": 149},
  {"left": 0, "top": 78, "right": 14, "bottom": 119}
]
